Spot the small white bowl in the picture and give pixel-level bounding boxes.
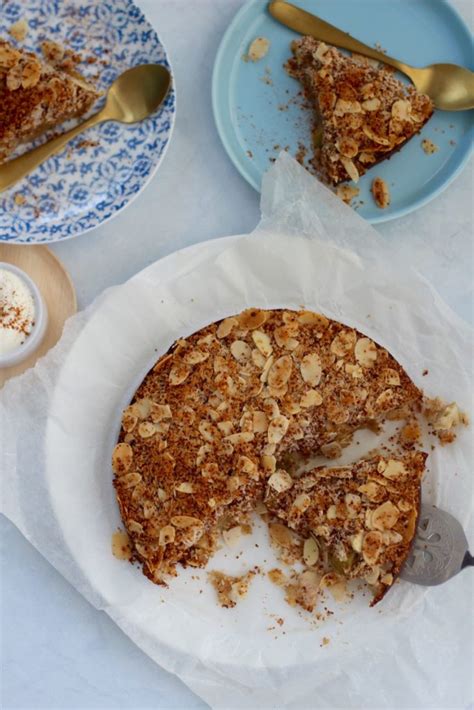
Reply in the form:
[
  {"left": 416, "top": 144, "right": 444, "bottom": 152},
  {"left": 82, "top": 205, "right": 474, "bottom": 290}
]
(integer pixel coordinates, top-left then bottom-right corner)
[{"left": 0, "top": 262, "right": 48, "bottom": 369}]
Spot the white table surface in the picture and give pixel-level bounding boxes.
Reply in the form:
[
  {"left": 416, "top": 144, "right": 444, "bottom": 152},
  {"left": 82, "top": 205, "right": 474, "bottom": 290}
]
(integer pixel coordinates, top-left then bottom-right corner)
[{"left": 1, "top": 1, "right": 472, "bottom": 708}]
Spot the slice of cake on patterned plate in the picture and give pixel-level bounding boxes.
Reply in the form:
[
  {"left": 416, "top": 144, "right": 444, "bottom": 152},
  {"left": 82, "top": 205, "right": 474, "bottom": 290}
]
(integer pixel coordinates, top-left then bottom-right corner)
[
  {"left": 286, "top": 37, "right": 434, "bottom": 185},
  {"left": 0, "top": 39, "right": 99, "bottom": 164}
]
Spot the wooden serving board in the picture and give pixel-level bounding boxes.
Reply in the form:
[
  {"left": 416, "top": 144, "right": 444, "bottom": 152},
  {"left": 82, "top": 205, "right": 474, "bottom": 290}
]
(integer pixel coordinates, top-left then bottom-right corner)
[{"left": 0, "top": 245, "right": 76, "bottom": 388}]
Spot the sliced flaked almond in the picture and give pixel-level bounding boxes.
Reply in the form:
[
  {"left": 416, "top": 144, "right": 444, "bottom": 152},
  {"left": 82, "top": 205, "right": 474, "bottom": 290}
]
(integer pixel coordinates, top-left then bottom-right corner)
[
  {"left": 398, "top": 499, "right": 413, "bottom": 513},
  {"left": 327, "top": 504, "right": 338, "bottom": 520},
  {"left": 303, "top": 537, "right": 319, "bottom": 566},
  {"left": 355, "top": 337, "right": 378, "bottom": 367},
  {"left": 345, "top": 363, "right": 363, "bottom": 379},
  {"left": 268, "top": 415, "right": 290, "bottom": 444},
  {"left": 351, "top": 531, "right": 364, "bottom": 553},
  {"left": 372, "top": 501, "right": 399, "bottom": 530},
  {"left": 261, "top": 454, "right": 276, "bottom": 474},
  {"left": 199, "top": 420, "right": 215, "bottom": 443},
  {"left": 253, "top": 410, "right": 268, "bottom": 433},
  {"left": 382, "top": 530, "right": 403, "bottom": 545},
  {"left": 197, "top": 333, "right": 214, "bottom": 346},
  {"left": 375, "top": 388, "right": 398, "bottom": 410},
  {"left": 292, "top": 493, "right": 311, "bottom": 514},
  {"left": 238, "top": 455, "right": 257, "bottom": 475},
  {"left": 274, "top": 326, "right": 299, "bottom": 350},
  {"left": 337, "top": 136, "right": 359, "bottom": 158},
  {"left": 169, "top": 363, "right": 192, "bottom": 385},
  {"left": 391, "top": 98, "right": 411, "bottom": 121},
  {"left": 330, "top": 330, "right": 356, "bottom": 357},
  {"left": 297, "top": 311, "right": 329, "bottom": 328},
  {"left": 171, "top": 515, "right": 203, "bottom": 529},
  {"left": 143, "top": 501, "right": 156, "bottom": 519},
  {"left": 230, "top": 340, "right": 251, "bottom": 362},
  {"left": 269, "top": 523, "right": 296, "bottom": 548},
  {"left": 358, "top": 480, "right": 383, "bottom": 502},
  {"left": 184, "top": 349, "right": 209, "bottom": 365},
  {"left": 223, "top": 526, "right": 242, "bottom": 547},
  {"left": 122, "top": 412, "right": 138, "bottom": 433},
  {"left": 260, "top": 355, "right": 275, "bottom": 383},
  {"left": 227, "top": 475, "right": 242, "bottom": 492},
  {"left": 263, "top": 397, "right": 280, "bottom": 419},
  {"left": 120, "top": 472, "right": 142, "bottom": 488},
  {"left": 159, "top": 525, "right": 176, "bottom": 545},
  {"left": 132, "top": 398, "right": 152, "bottom": 419},
  {"left": 176, "top": 482, "right": 194, "bottom": 493},
  {"left": 362, "top": 124, "right": 391, "bottom": 145},
  {"left": 364, "top": 566, "right": 381, "bottom": 585},
  {"left": 112, "top": 442, "right": 133, "bottom": 474},
  {"left": 268, "top": 469, "right": 293, "bottom": 493},
  {"left": 138, "top": 422, "right": 156, "bottom": 438},
  {"left": 380, "top": 572, "right": 394, "bottom": 585},
  {"left": 268, "top": 355, "right": 293, "bottom": 389},
  {"left": 224, "top": 431, "right": 254, "bottom": 445},
  {"left": 340, "top": 156, "right": 360, "bottom": 183},
  {"left": 217, "top": 420, "right": 234, "bottom": 436},
  {"left": 247, "top": 37, "right": 270, "bottom": 62},
  {"left": 196, "top": 444, "right": 211, "bottom": 466},
  {"left": 127, "top": 519, "right": 144, "bottom": 534},
  {"left": 362, "top": 530, "right": 383, "bottom": 565},
  {"left": 252, "top": 330, "right": 273, "bottom": 357},
  {"left": 362, "top": 97, "right": 381, "bottom": 111},
  {"left": 239, "top": 308, "right": 268, "bottom": 329},
  {"left": 345, "top": 493, "right": 361, "bottom": 518},
  {"left": 300, "top": 353, "right": 322, "bottom": 386},
  {"left": 334, "top": 98, "right": 362, "bottom": 116},
  {"left": 251, "top": 348, "right": 266, "bottom": 368},
  {"left": 217, "top": 317, "right": 238, "bottom": 338},
  {"left": 382, "top": 367, "right": 401, "bottom": 386},
  {"left": 381, "top": 459, "right": 407, "bottom": 480},
  {"left": 300, "top": 389, "right": 323, "bottom": 408}
]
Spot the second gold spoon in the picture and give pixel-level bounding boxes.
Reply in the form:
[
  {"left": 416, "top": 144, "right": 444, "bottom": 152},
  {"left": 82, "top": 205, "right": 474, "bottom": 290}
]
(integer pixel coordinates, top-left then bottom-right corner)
[
  {"left": 0, "top": 64, "right": 171, "bottom": 193},
  {"left": 269, "top": 0, "right": 474, "bottom": 111}
]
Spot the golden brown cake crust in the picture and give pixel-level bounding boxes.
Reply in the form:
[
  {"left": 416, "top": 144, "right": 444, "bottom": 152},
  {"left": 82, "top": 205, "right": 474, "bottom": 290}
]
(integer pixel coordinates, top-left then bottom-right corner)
[
  {"left": 112, "top": 308, "right": 422, "bottom": 589},
  {"left": 286, "top": 38, "right": 434, "bottom": 185},
  {"left": 265, "top": 452, "right": 426, "bottom": 605},
  {"left": 0, "top": 39, "right": 99, "bottom": 163}
]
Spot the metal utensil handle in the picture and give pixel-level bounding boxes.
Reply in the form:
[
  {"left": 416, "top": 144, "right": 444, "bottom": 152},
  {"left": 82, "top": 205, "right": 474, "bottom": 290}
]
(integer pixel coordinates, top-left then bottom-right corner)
[{"left": 268, "top": 0, "right": 412, "bottom": 75}]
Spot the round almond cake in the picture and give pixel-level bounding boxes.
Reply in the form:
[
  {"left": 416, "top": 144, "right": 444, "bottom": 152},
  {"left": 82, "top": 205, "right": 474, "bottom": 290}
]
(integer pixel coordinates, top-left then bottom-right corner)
[{"left": 112, "top": 308, "right": 425, "bottom": 605}]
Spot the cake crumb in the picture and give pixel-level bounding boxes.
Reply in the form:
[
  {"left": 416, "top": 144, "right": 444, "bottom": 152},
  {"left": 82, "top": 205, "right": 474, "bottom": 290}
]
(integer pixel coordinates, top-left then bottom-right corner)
[
  {"left": 13, "top": 193, "right": 26, "bottom": 206},
  {"left": 371, "top": 177, "right": 390, "bottom": 208},
  {"left": 336, "top": 184, "right": 360, "bottom": 205},
  {"left": 9, "top": 19, "right": 28, "bottom": 42},
  {"left": 421, "top": 138, "right": 439, "bottom": 155},
  {"left": 208, "top": 569, "right": 256, "bottom": 608},
  {"left": 321, "top": 636, "right": 330, "bottom": 646}
]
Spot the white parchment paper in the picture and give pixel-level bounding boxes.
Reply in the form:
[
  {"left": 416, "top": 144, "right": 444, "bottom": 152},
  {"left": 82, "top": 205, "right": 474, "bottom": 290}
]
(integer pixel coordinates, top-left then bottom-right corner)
[{"left": 1, "top": 153, "right": 473, "bottom": 709}]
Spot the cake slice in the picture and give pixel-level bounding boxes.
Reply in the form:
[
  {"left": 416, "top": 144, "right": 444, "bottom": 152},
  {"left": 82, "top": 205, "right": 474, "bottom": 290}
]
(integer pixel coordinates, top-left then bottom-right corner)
[
  {"left": 0, "top": 39, "right": 100, "bottom": 164},
  {"left": 265, "top": 452, "right": 427, "bottom": 605},
  {"left": 286, "top": 37, "right": 434, "bottom": 185}
]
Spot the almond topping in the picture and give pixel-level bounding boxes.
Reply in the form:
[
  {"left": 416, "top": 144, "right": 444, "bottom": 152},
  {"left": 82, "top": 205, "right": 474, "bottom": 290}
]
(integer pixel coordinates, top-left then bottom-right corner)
[
  {"left": 252, "top": 330, "right": 273, "bottom": 357},
  {"left": 300, "top": 353, "right": 322, "bottom": 386},
  {"left": 355, "top": 337, "right": 378, "bottom": 367}
]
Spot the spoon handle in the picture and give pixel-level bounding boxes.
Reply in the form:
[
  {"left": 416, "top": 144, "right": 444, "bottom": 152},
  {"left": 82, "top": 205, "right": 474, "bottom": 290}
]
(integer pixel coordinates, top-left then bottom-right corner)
[
  {"left": 268, "top": 1, "right": 413, "bottom": 77},
  {"left": 0, "top": 110, "right": 105, "bottom": 193}
]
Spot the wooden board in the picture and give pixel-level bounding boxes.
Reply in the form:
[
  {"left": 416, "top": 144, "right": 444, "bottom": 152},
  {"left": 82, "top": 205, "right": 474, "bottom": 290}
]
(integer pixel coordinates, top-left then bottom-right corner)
[{"left": 0, "top": 245, "right": 77, "bottom": 387}]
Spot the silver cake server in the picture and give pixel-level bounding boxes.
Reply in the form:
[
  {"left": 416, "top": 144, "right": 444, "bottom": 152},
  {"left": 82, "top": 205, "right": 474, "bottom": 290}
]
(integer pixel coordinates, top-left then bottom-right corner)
[{"left": 400, "top": 504, "right": 473, "bottom": 586}]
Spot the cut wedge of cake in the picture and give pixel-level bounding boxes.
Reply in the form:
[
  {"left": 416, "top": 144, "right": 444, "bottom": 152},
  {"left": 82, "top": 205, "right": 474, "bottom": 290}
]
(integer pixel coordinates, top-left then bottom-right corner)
[
  {"left": 286, "top": 37, "right": 434, "bottom": 185},
  {"left": 265, "top": 452, "right": 427, "bottom": 605},
  {"left": 0, "top": 39, "right": 100, "bottom": 164}
]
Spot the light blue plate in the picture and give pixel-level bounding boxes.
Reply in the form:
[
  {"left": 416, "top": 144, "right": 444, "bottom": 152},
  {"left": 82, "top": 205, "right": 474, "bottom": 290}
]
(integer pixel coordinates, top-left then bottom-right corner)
[
  {"left": 212, "top": 0, "right": 473, "bottom": 223},
  {"left": 0, "top": 0, "right": 176, "bottom": 243}
]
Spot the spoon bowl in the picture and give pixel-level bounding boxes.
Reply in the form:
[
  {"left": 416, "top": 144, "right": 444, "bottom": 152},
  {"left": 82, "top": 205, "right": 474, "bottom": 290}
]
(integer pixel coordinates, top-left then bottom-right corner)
[
  {"left": 103, "top": 64, "right": 171, "bottom": 123},
  {"left": 407, "top": 63, "right": 474, "bottom": 112},
  {"left": 0, "top": 64, "right": 172, "bottom": 192}
]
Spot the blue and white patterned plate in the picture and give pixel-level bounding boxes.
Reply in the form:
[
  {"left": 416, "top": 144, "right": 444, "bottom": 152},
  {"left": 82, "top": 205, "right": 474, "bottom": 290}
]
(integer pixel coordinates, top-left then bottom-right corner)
[{"left": 0, "top": 0, "right": 176, "bottom": 243}]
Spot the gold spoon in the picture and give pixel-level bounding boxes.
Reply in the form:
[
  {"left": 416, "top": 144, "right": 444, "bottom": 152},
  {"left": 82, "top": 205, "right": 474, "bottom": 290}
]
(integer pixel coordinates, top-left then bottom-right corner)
[
  {"left": 0, "top": 64, "right": 171, "bottom": 193},
  {"left": 268, "top": 0, "right": 474, "bottom": 111}
]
